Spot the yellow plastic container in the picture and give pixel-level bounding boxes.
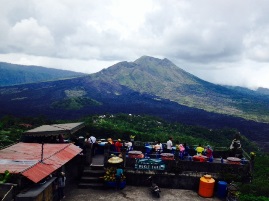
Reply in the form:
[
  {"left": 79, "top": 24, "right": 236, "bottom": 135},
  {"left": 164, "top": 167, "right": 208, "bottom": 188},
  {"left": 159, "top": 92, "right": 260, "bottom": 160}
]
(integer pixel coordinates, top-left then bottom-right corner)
[{"left": 198, "top": 174, "right": 215, "bottom": 198}]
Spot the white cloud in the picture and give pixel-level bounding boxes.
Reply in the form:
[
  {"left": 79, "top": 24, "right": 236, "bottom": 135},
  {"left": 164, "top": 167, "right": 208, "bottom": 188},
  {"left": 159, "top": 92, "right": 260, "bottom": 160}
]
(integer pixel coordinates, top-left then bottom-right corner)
[
  {"left": 8, "top": 18, "right": 54, "bottom": 55},
  {"left": 1, "top": 0, "right": 269, "bottom": 88},
  {"left": 244, "top": 27, "right": 269, "bottom": 62}
]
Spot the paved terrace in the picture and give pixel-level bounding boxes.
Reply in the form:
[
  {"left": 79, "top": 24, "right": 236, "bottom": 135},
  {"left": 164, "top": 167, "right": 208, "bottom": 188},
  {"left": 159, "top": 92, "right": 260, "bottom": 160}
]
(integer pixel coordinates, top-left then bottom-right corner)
[
  {"left": 64, "top": 184, "right": 224, "bottom": 201},
  {"left": 65, "top": 151, "right": 228, "bottom": 201},
  {"left": 66, "top": 142, "right": 248, "bottom": 201}
]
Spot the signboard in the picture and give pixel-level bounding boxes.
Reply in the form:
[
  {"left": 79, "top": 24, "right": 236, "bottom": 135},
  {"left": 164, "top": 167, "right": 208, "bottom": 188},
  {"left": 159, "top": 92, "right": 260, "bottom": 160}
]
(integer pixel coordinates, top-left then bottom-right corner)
[{"left": 135, "top": 158, "right": 165, "bottom": 170}]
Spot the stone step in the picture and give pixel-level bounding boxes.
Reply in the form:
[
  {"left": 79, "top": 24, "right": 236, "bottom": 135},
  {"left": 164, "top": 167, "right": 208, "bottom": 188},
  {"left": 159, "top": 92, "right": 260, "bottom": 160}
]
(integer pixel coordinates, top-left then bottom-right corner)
[
  {"left": 83, "top": 169, "right": 105, "bottom": 177},
  {"left": 80, "top": 176, "right": 104, "bottom": 183},
  {"left": 90, "top": 164, "right": 104, "bottom": 170},
  {"left": 78, "top": 182, "right": 105, "bottom": 189}
]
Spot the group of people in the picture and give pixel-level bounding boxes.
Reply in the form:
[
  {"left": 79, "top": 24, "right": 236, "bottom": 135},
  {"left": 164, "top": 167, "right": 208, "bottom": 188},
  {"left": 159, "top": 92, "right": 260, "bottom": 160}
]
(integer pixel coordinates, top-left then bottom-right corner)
[
  {"left": 195, "top": 144, "right": 214, "bottom": 159},
  {"left": 152, "top": 137, "right": 214, "bottom": 160},
  {"left": 80, "top": 132, "right": 242, "bottom": 161},
  {"left": 81, "top": 134, "right": 134, "bottom": 160},
  {"left": 152, "top": 137, "right": 187, "bottom": 153},
  {"left": 152, "top": 137, "right": 174, "bottom": 153},
  {"left": 107, "top": 138, "right": 133, "bottom": 152}
]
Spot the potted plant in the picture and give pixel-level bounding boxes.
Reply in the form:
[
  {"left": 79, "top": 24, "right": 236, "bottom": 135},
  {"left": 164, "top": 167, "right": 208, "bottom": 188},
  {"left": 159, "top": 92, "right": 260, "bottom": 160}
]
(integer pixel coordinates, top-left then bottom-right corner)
[
  {"left": 104, "top": 167, "right": 116, "bottom": 187},
  {"left": 103, "top": 167, "right": 126, "bottom": 188}
]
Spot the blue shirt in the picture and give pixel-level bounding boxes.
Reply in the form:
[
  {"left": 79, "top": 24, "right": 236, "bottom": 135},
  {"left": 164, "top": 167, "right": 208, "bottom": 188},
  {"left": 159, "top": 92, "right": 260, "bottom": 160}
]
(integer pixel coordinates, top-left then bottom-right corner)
[{"left": 116, "top": 168, "right": 123, "bottom": 177}]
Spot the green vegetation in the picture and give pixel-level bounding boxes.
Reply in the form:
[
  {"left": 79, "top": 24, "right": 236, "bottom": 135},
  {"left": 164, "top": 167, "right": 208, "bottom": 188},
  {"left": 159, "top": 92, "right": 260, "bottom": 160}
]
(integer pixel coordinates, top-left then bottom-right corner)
[
  {"left": 0, "top": 117, "right": 25, "bottom": 148},
  {"left": 83, "top": 114, "right": 257, "bottom": 152},
  {"left": 0, "top": 170, "right": 10, "bottom": 183},
  {"left": 238, "top": 154, "right": 269, "bottom": 200},
  {"left": 0, "top": 61, "right": 86, "bottom": 87},
  {"left": 51, "top": 97, "right": 102, "bottom": 110},
  {"left": 0, "top": 115, "right": 54, "bottom": 148}
]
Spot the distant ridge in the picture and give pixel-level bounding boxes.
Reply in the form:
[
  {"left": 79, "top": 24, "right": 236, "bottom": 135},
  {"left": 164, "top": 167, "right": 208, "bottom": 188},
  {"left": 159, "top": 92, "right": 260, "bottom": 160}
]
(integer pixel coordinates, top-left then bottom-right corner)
[
  {"left": 0, "top": 62, "right": 87, "bottom": 87},
  {"left": 95, "top": 56, "right": 269, "bottom": 123},
  {"left": 0, "top": 56, "right": 269, "bottom": 151}
]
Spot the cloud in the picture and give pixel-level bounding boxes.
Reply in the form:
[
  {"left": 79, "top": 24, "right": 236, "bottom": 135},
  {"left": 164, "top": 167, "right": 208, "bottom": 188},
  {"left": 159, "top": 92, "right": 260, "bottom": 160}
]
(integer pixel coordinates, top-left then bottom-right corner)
[
  {"left": 1, "top": 0, "right": 269, "bottom": 88},
  {"left": 8, "top": 18, "right": 54, "bottom": 55},
  {"left": 244, "top": 27, "right": 269, "bottom": 62}
]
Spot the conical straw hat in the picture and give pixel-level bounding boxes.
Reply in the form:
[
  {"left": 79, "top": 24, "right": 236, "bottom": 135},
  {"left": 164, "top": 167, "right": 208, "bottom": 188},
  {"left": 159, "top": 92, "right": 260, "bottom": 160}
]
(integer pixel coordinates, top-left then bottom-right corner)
[{"left": 108, "top": 156, "right": 123, "bottom": 164}]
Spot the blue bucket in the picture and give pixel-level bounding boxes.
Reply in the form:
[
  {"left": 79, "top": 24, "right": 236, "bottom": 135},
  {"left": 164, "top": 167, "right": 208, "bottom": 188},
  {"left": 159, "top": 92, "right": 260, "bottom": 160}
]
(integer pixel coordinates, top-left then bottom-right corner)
[{"left": 217, "top": 181, "right": 227, "bottom": 198}]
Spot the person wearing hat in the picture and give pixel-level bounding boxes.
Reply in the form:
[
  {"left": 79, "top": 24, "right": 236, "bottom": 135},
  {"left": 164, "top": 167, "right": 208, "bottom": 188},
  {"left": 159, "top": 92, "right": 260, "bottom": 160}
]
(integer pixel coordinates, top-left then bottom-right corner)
[
  {"left": 115, "top": 139, "right": 122, "bottom": 152},
  {"left": 116, "top": 166, "right": 124, "bottom": 190},
  {"left": 107, "top": 157, "right": 124, "bottom": 190},
  {"left": 57, "top": 172, "right": 66, "bottom": 200},
  {"left": 108, "top": 156, "right": 123, "bottom": 164},
  {"left": 195, "top": 144, "right": 205, "bottom": 155}
]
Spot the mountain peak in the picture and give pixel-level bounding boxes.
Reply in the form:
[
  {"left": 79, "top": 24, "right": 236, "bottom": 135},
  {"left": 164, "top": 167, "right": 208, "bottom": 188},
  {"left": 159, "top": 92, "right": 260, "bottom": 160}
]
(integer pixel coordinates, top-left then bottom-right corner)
[
  {"left": 134, "top": 55, "right": 160, "bottom": 63},
  {"left": 134, "top": 56, "right": 175, "bottom": 68}
]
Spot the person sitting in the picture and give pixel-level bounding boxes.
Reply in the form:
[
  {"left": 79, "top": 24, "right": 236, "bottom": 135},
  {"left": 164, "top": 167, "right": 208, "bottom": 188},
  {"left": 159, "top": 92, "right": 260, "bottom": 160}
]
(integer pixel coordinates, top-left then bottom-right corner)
[
  {"left": 179, "top": 144, "right": 185, "bottom": 159},
  {"left": 153, "top": 141, "right": 163, "bottom": 152},
  {"left": 195, "top": 144, "right": 204, "bottom": 155},
  {"left": 183, "top": 143, "right": 190, "bottom": 156},
  {"left": 205, "top": 145, "right": 213, "bottom": 159},
  {"left": 124, "top": 141, "right": 133, "bottom": 151},
  {"left": 115, "top": 139, "right": 123, "bottom": 152}
]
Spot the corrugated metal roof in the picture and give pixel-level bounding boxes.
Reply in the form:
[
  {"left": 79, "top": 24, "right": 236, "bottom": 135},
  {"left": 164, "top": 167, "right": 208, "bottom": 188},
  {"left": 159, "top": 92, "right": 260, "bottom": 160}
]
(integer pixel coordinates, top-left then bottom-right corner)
[
  {"left": 0, "top": 142, "right": 82, "bottom": 183},
  {"left": 23, "top": 122, "right": 85, "bottom": 137}
]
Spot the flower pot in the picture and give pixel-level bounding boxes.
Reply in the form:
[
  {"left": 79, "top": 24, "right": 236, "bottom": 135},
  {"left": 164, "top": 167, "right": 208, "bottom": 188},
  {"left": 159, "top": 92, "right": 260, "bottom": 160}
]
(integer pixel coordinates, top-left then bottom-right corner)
[
  {"left": 105, "top": 181, "right": 117, "bottom": 187},
  {"left": 120, "top": 181, "right": 126, "bottom": 189},
  {"left": 105, "top": 181, "right": 126, "bottom": 189}
]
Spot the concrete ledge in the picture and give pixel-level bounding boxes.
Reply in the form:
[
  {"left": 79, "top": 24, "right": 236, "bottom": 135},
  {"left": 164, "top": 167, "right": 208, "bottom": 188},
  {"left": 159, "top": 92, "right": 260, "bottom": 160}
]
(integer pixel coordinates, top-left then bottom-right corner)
[{"left": 124, "top": 158, "right": 250, "bottom": 190}]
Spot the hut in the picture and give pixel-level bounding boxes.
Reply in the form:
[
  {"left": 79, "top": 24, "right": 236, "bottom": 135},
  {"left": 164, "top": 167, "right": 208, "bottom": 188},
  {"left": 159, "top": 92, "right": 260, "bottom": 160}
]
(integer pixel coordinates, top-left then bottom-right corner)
[
  {"left": 0, "top": 142, "right": 82, "bottom": 200},
  {"left": 21, "top": 122, "right": 85, "bottom": 143}
]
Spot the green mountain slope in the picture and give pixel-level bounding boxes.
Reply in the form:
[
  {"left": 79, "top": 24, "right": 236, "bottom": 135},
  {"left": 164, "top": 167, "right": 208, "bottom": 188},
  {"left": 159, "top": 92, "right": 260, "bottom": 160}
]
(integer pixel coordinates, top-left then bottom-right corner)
[
  {"left": 0, "top": 62, "right": 87, "bottom": 87},
  {"left": 95, "top": 56, "right": 269, "bottom": 123}
]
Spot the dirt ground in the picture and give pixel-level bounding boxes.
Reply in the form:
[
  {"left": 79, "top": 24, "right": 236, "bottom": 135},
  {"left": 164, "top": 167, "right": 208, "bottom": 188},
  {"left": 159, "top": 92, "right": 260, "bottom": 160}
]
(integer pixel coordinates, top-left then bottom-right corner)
[{"left": 64, "top": 185, "right": 225, "bottom": 201}]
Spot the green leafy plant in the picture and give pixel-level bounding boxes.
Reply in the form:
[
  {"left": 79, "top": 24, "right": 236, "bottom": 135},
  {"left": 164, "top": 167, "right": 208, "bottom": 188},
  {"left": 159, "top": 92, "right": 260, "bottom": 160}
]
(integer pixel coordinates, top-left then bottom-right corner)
[
  {"left": 103, "top": 167, "right": 116, "bottom": 182},
  {"left": 0, "top": 170, "right": 10, "bottom": 183},
  {"left": 103, "top": 167, "right": 125, "bottom": 182}
]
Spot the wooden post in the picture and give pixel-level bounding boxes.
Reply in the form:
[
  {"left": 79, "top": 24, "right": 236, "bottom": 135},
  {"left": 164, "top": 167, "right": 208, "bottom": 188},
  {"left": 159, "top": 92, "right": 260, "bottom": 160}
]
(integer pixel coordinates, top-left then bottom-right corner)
[{"left": 121, "top": 147, "right": 127, "bottom": 168}]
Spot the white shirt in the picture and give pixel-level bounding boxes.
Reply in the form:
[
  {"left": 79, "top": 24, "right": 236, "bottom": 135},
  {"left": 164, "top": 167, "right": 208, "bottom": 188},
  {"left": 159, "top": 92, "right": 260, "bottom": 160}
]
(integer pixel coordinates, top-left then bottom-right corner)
[
  {"left": 167, "top": 140, "right": 172, "bottom": 150},
  {"left": 89, "top": 136, "right": 96, "bottom": 143},
  {"left": 85, "top": 136, "right": 96, "bottom": 143},
  {"left": 125, "top": 141, "right": 132, "bottom": 148}
]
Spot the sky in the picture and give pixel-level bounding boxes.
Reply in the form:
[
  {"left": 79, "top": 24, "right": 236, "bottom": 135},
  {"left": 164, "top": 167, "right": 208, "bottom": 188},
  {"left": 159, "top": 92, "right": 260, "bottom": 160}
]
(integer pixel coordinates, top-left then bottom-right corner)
[{"left": 1, "top": 0, "right": 269, "bottom": 89}]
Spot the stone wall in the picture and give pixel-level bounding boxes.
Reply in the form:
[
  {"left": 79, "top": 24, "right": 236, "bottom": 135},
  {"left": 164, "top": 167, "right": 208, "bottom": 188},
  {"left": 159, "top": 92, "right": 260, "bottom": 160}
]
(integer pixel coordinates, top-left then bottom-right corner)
[{"left": 124, "top": 158, "right": 251, "bottom": 190}]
